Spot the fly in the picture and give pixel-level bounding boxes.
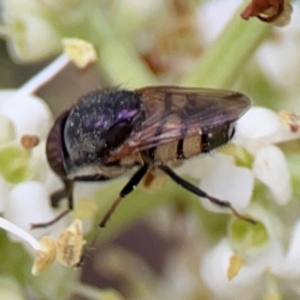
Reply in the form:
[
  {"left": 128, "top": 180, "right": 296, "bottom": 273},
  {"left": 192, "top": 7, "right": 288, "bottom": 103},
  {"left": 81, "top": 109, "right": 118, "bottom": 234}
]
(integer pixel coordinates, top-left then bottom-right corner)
[{"left": 32, "top": 86, "right": 254, "bottom": 228}]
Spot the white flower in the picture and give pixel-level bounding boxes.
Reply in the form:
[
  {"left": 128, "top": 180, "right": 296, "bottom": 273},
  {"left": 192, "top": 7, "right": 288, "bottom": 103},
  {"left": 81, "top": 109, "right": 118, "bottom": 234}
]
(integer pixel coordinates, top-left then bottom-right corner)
[
  {"left": 0, "top": 114, "right": 15, "bottom": 144},
  {"left": 2, "top": 0, "right": 61, "bottom": 62},
  {"left": 235, "top": 106, "right": 300, "bottom": 151},
  {"left": 0, "top": 214, "right": 85, "bottom": 274},
  {"left": 235, "top": 107, "right": 282, "bottom": 148},
  {"left": 0, "top": 91, "right": 52, "bottom": 140},
  {"left": 0, "top": 55, "right": 81, "bottom": 248},
  {"left": 177, "top": 149, "right": 254, "bottom": 218},
  {"left": 0, "top": 90, "right": 66, "bottom": 238},
  {"left": 177, "top": 105, "right": 294, "bottom": 220},
  {"left": 2, "top": 0, "right": 96, "bottom": 64},
  {"left": 235, "top": 106, "right": 297, "bottom": 206},
  {"left": 197, "top": 0, "right": 240, "bottom": 45},
  {"left": 272, "top": 220, "right": 300, "bottom": 279},
  {"left": 201, "top": 216, "right": 300, "bottom": 299},
  {"left": 4, "top": 181, "right": 66, "bottom": 239},
  {"left": 196, "top": 103, "right": 300, "bottom": 298},
  {"left": 201, "top": 238, "right": 284, "bottom": 300},
  {"left": 0, "top": 54, "right": 102, "bottom": 277},
  {"left": 256, "top": 2, "right": 300, "bottom": 90}
]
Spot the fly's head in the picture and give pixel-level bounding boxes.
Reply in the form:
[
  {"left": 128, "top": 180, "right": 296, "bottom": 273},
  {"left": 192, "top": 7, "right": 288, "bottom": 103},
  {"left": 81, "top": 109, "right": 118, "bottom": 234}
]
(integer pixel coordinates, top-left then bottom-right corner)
[{"left": 46, "top": 89, "right": 143, "bottom": 177}]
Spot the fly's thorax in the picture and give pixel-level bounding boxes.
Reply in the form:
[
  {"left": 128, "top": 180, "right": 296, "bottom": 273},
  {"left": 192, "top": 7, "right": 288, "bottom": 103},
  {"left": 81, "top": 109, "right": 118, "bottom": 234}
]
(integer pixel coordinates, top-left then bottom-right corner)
[
  {"left": 66, "top": 163, "right": 130, "bottom": 180},
  {"left": 143, "top": 122, "right": 235, "bottom": 165},
  {"left": 66, "top": 154, "right": 139, "bottom": 180}
]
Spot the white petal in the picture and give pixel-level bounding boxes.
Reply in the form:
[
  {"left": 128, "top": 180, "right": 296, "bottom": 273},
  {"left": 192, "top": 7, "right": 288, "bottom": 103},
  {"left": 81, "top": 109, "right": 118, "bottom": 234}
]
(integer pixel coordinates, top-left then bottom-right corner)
[
  {"left": 234, "top": 107, "right": 281, "bottom": 152},
  {"left": 30, "top": 140, "right": 50, "bottom": 182},
  {"left": 255, "top": 2, "right": 300, "bottom": 90},
  {"left": 273, "top": 220, "right": 300, "bottom": 279},
  {"left": 256, "top": 38, "right": 300, "bottom": 89},
  {"left": 4, "top": 181, "right": 58, "bottom": 238},
  {"left": 237, "top": 107, "right": 280, "bottom": 139},
  {"left": 253, "top": 146, "right": 291, "bottom": 205},
  {"left": 0, "top": 114, "right": 15, "bottom": 144},
  {"left": 235, "top": 107, "right": 300, "bottom": 151},
  {"left": 201, "top": 239, "right": 264, "bottom": 300},
  {"left": 43, "top": 170, "right": 64, "bottom": 195},
  {"left": 29, "top": 141, "right": 64, "bottom": 194},
  {"left": 0, "top": 90, "right": 52, "bottom": 139},
  {"left": 176, "top": 153, "right": 234, "bottom": 180},
  {"left": 4, "top": 2, "right": 61, "bottom": 63},
  {"left": 199, "top": 155, "right": 254, "bottom": 213},
  {"left": 270, "top": 125, "right": 300, "bottom": 144},
  {"left": 0, "top": 90, "right": 15, "bottom": 110}
]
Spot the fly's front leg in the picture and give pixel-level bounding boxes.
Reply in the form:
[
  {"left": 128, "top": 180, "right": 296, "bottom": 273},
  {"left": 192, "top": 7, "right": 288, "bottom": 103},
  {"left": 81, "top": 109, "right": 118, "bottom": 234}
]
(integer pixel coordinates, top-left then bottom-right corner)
[
  {"left": 50, "top": 180, "right": 74, "bottom": 209},
  {"left": 31, "top": 166, "right": 149, "bottom": 229},
  {"left": 31, "top": 180, "right": 74, "bottom": 229},
  {"left": 159, "top": 165, "right": 256, "bottom": 224},
  {"left": 31, "top": 175, "right": 110, "bottom": 229},
  {"left": 50, "top": 188, "right": 68, "bottom": 208}
]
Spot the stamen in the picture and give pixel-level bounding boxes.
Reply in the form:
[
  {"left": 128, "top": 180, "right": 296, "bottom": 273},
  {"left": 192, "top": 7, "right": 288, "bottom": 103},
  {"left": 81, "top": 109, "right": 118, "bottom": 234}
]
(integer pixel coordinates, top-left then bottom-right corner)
[
  {"left": 9, "top": 54, "right": 70, "bottom": 100},
  {"left": 0, "top": 216, "right": 40, "bottom": 250}
]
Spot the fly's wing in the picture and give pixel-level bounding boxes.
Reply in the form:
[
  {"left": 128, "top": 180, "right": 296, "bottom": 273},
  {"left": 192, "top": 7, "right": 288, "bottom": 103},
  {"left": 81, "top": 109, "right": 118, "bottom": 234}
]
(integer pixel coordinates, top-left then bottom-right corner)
[{"left": 109, "top": 86, "right": 251, "bottom": 159}]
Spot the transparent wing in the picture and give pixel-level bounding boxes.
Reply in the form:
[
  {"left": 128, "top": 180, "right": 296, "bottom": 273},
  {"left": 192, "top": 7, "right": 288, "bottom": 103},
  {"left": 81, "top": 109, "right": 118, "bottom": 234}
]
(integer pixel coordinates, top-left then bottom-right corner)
[{"left": 109, "top": 86, "right": 251, "bottom": 159}]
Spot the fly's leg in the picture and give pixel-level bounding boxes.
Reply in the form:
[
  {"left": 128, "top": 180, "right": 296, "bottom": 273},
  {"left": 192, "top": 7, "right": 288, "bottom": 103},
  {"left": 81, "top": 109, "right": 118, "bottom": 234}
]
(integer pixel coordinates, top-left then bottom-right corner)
[
  {"left": 99, "top": 164, "right": 149, "bottom": 228},
  {"left": 31, "top": 180, "right": 74, "bottom": 229},
  {"left": 31, "top": 166, "right": 149, "bottom": 229},
  {"left": 159, "top": 165, "right": 256, "bottom": 224},
  {"left": 31, "top": 175, "right": 110, "bottom": 229},
  {"left": 50, "top": 180, "right": 74, "bottom": 208},
  {"left": 50, "top": 189, "right": 68, "bottom": 208}
]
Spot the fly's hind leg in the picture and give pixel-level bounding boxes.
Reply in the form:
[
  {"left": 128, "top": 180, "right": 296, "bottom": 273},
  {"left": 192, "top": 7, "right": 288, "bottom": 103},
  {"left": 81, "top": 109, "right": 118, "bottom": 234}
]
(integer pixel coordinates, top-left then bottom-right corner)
[{"left": 159, "top": 165, "right": 256, "bottom": 224}]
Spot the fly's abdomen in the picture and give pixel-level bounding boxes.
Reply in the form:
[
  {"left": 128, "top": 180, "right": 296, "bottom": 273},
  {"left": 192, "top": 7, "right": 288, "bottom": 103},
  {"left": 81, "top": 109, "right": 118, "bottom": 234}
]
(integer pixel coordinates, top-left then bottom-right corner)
[
  {"left": 148, "top": 134, "right": 203, "bottom": 164},
  {"left": 148, "top": 122, "right": 235, "bottom": 164}
]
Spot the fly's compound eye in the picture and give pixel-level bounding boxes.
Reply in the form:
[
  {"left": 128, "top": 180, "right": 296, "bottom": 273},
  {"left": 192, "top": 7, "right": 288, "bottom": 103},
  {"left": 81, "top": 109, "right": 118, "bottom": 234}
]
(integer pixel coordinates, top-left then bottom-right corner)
[{"left": 46, "top": 111, "right": 69, "bottom": 178}]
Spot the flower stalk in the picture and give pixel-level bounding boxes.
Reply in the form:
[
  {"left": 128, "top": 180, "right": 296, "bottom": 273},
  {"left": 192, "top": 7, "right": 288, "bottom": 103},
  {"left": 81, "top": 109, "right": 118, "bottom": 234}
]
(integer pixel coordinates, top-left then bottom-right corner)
[{"left": 182, "top": 2, "right": 272, "bottom": 88}]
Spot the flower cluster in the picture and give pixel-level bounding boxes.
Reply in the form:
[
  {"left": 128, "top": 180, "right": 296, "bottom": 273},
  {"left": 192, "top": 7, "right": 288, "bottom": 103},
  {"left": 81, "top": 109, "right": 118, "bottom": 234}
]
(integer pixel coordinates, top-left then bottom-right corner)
[
  {"left": 198, "top": 105, "right": 300, "bottom": 299},
  {"left": 0, "top": 39, "right": 104, "bottom": 298},
  {"left": 0, "top": 0, "right": 299, "bottom": 299}
]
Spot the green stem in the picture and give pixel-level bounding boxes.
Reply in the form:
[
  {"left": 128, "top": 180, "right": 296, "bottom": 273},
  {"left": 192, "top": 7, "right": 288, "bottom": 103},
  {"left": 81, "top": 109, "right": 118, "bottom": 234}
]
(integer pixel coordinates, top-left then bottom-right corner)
[
  {"left": 87, "top": 8, "right": 157, "bottom": 87},
  {"left": 182, "top": 3, "right": 272, "bottom": 88}
]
